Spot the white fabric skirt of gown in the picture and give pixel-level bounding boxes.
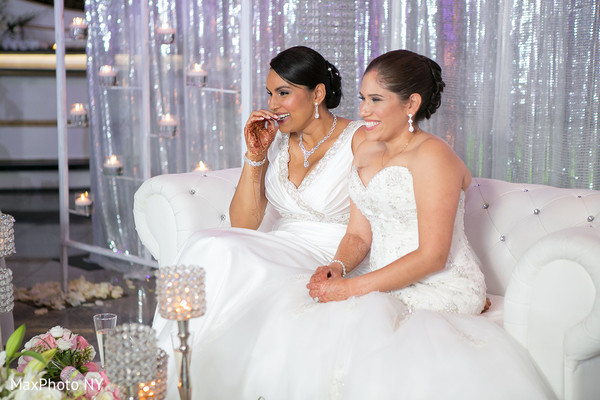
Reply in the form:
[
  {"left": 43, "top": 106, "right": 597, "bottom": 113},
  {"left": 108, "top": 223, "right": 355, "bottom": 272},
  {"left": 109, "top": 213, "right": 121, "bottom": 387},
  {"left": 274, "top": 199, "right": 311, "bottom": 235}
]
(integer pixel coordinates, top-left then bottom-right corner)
[{"left": 174, "top": 272, "right": 555, "bottom": 400}]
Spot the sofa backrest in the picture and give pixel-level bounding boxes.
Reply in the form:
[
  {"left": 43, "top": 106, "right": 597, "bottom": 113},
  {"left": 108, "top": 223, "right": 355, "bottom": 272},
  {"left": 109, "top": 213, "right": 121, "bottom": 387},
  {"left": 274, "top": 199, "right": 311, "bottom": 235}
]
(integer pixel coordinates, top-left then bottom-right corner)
[{"left": 463, "top": 177, "right": 600, "bottom": 295}]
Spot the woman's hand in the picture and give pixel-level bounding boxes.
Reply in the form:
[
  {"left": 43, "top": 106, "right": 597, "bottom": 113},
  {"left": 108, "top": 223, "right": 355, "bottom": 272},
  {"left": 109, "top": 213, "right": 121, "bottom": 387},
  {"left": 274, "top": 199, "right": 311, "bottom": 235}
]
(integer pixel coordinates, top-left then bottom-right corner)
[
  {"left": 309, "top": 264, "right": 343, "bottom": 284},
  {"left": 244, "top": 110, "right": 278, "bottom": 158},
  {"left": 307, "top": 273, "right": 353, "bottom": 303}
]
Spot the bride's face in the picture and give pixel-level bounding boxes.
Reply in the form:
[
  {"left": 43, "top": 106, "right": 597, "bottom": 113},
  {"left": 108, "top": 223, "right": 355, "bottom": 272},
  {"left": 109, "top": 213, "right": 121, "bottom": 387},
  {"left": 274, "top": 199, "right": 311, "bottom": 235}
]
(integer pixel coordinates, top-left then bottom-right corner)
[
  {"left": 266, "top": 69, "right": 314, "bottom": 133},
  {"left": 359, "top": 70, "right": 409, "bottom": 142}
]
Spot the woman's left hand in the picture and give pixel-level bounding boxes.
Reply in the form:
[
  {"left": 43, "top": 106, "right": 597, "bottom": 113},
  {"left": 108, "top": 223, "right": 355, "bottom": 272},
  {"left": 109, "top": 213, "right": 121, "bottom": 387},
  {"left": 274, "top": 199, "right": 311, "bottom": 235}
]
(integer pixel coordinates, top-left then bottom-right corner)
[{"left": 306, "top": 276, "right": 353, "bottom": 303}]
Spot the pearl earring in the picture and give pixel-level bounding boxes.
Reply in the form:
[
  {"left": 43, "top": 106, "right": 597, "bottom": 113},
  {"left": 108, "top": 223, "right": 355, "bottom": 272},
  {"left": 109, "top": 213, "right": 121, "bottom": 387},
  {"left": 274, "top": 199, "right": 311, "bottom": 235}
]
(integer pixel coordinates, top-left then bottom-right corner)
[
  {"left": 314, "top": 102, "right": 319, "bottom": 119},
  {"left": 408, "top": 114, "right": 414, "bottom": 133}
]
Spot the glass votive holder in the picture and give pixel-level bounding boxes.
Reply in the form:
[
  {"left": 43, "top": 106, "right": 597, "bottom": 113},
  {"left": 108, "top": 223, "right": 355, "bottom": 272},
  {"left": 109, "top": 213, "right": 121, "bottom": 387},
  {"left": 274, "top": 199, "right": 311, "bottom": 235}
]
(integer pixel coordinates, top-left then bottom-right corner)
[
  {"left": 185, "top": 64, "right": 207, "bottom": 88},
  {"left": 69, "top": 103, "right": 88, "bottom": 127},
  {"left": 156, "top": 24, "right": 175, "bottom": 45},
  {"left": 69, "top": 17, "right": 88, "bottom": 40},
  {"left": 102, "top": 155, "right": 124, "bottom": 176},
  {"left": 74, "top": 191, "right": 93, "bottom": 216},
  {"left": 157, "top": 114, "right": 178, "bottom": 138},
  {"left": 98, "top": 65, "right": 118, "bottom": 87},
  {"left": 0, "top": 268, "right": 14, "bottom": 314}
]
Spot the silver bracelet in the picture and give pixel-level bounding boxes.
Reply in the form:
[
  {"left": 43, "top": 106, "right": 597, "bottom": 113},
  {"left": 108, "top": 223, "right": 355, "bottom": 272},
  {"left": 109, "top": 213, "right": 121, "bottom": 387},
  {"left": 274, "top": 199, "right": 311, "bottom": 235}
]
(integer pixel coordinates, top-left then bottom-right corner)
[
  {"left": 244, "top": 154, "right": 267, "bottom": 167},
  {"left": 331, "top": 259, "right": 347, "bottom": 277}
]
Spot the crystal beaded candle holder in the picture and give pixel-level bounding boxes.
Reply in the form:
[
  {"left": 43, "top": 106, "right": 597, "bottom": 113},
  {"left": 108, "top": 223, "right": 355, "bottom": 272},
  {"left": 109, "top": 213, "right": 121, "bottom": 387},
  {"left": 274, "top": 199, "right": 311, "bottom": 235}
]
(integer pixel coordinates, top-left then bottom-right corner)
[
  {"left": 104, "top": 323, "right": 157, "bottom": 395},
  {"left": 0, "top": 268, "right": 14, "bottom": 314},
  {"left": 138, "top": 348, "right": 168, "bottom": 400},
  {"left": 0, "top": 212, "right": 15, "bottom": 258},
  {"left": 156, "top": 265, "right": 206, "bottom": 321}
]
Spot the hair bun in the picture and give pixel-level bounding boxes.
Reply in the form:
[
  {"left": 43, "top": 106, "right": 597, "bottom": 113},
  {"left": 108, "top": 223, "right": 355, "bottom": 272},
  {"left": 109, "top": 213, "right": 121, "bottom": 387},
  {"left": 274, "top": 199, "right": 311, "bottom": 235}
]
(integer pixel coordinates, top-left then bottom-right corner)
[
  {"left": 424, "top": 58, "right": 445, "bottom": 119},
  {"left": 324, "top": 60, "right": 343, "bottom": 109}
]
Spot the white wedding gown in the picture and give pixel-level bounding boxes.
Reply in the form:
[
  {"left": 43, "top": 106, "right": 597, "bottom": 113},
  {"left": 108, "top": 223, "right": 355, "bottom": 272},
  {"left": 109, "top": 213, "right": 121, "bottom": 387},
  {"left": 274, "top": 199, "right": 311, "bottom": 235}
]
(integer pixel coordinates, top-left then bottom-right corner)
[{"left": 153, "top": 120, "right": 555, "bottom": 399}]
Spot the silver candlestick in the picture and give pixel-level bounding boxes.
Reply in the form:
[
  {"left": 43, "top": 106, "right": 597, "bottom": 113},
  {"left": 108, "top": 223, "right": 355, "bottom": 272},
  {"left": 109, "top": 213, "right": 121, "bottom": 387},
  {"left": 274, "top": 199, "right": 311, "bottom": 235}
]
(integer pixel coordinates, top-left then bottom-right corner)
[{"left": 156, "top": 265, "right": 206, "bottom": 400}]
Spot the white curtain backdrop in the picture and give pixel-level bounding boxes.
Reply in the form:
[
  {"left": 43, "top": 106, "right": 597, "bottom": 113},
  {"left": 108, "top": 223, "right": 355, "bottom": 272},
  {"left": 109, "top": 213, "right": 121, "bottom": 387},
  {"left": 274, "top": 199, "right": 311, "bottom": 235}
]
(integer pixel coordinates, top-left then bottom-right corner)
[{"left": 83, "top": 0, "right": 598, "bottom": 272}]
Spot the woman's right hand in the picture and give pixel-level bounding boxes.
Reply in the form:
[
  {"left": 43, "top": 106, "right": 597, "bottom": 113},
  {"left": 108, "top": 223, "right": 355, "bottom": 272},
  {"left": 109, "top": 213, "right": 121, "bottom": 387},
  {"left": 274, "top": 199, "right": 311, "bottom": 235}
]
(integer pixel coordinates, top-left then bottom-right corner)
[{"left": 244, "top": 110, "right": 278, "bottom": 159}]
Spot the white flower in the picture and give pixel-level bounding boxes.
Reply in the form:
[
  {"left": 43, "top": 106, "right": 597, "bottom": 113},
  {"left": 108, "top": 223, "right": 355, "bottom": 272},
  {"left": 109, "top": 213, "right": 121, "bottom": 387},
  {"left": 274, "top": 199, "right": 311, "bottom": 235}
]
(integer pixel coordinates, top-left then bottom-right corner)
[
  {"left": 48, "top": 326, "right": 64, "bottom": 338},
  {"left": 24, "top": 335, "right": 40, "bottom": 350},
  {"left": 11, "top": 387, "right": 64, "bottom": 400},
  {"left": 94, "top": 392, "right": 116, "bottom": 400},
  {"left": 0, "top": 350, "right": 5, "bottom": 366},
  {"left": 56, "top": 338, "right": 72, "bottom": 351}
]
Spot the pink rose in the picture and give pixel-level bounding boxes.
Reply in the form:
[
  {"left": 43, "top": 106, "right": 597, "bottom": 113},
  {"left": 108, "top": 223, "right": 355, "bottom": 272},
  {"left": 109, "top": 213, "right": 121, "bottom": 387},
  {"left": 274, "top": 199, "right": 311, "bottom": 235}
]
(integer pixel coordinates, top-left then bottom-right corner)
[
  {"left": 84, "top": 361, "right": 99, "bottom": 373},
  {"left": 17, "top": 355, "right": 33, "bottom": 372},
  {"left": 84, "top": 372, "right": 104, "bottom": 398},
  {"left": 38, "top": 332, "right": 57, "bottom": 350},
  {"left": 76, "top": 335, "right": 90, "bottom": 350}
]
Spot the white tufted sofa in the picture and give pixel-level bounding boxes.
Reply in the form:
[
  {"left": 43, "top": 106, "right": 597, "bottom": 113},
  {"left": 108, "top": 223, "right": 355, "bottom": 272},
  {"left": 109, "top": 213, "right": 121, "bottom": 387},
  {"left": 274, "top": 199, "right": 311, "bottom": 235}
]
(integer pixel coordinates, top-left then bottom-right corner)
[{"left": 133, "top": 167, "right": 600, "bottom": 400}]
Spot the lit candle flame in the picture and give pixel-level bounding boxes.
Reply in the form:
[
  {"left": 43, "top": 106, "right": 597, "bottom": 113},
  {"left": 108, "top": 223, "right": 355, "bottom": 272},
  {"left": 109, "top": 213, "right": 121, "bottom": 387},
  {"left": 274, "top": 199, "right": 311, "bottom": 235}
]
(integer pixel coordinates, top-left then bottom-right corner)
[{"left": 195, "top": 161, "right": 209, "bottom": 171}]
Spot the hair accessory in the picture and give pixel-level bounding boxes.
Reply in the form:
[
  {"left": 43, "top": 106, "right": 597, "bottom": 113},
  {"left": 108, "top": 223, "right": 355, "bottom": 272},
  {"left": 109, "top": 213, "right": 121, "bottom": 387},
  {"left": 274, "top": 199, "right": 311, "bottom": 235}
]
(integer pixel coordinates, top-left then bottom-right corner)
[
  {"left": 244, "top": 154, "right": 266, "bottom": 167},
  {"left": 314, "top": 102, "right": 320, "bottom": 119},
  {"left": 330, "top": 259, "right": 347, "bottom": 277},
  {"left": 299, "top": 115, "right": 337, "bottom": 168},
  {"left": 408, "top": 113, "right": 414, "bottom": 133}
]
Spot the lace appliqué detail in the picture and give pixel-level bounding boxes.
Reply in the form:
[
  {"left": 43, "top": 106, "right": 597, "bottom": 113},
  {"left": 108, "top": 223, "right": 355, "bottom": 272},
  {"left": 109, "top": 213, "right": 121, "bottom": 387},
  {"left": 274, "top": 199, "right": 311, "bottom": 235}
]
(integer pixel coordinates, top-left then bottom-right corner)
[
  {"left": 277, "top": 121, "right": 361, "bottom": 223},
  {"left": 349, "top": 166, "right": 487, "bottom": 315},
  {"left": 328, "top": 366, "right": 346, "bottom": 400}
]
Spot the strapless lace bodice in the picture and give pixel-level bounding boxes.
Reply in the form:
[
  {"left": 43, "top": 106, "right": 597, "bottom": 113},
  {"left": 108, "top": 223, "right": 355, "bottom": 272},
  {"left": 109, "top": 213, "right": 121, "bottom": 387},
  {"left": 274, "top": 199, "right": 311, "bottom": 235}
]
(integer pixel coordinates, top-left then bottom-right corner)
[{"left": 349, "top": 166, "right": 487, "bottom": 314}]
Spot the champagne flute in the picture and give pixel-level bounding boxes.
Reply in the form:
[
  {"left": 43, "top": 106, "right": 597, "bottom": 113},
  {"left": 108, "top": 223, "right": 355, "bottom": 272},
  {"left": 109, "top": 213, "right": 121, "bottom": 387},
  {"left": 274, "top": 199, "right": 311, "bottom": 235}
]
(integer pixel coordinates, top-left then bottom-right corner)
[{"left": 93, "top": 313, "right": 117, "bottom": 369}]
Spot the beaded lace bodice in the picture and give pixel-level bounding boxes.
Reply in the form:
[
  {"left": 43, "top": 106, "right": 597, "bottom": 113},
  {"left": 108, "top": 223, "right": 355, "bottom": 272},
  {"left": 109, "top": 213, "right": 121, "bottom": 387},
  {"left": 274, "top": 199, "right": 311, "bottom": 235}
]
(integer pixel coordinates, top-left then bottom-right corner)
[{"left": 349, "top": 165, "right": 487, "bottom": 314}]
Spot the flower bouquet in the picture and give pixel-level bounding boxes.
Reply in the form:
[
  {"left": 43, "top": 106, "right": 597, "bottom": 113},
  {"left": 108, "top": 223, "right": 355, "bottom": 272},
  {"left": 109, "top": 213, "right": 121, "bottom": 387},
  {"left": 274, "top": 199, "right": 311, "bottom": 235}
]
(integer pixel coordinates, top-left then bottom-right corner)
[{"left": 16, "top": 325, "right": 121, "bottom": 399}]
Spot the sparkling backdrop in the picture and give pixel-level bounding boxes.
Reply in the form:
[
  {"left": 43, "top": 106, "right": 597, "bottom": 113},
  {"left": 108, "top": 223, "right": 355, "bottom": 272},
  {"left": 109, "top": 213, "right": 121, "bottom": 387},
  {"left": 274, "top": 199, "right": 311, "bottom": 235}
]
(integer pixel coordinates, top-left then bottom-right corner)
[{"left": 84, "top": 0, "right": 598, "bottom": 271}]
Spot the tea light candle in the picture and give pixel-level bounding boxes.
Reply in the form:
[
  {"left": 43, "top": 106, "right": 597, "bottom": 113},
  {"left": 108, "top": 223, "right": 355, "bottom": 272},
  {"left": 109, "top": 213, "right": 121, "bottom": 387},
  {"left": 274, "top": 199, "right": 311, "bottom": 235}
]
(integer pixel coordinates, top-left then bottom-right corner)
[
  {"left": 75, "top": 192, "right": 93, "bottom": 215},
  {"left": 194, "top": 161, "right": 210, "bottom": 172},
  {"left": 98, "top": 65, "right": 117, "bottom": 86},
  {"left": 69, "top": 17, "right": 88, "bottom": 40},
  {"left": 69, "top": 103, "right": 88, "bottom": 127},
  {"left": 158, "top": 114, "right": 178, "bottom": 137},
  {"left": 103, "top": 155, "right": 124, "bottom": 176},
  {"left": 186, "top": 63, "right": 208, "bottom": 87},
  {"left": 156, "top": 23, "right": 176, "bottom": 44}
]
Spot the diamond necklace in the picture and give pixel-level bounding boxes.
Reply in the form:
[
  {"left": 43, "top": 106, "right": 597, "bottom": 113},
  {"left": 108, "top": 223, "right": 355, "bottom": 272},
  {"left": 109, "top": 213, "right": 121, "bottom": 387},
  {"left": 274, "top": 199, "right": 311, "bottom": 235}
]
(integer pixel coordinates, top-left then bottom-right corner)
[{"left": 298, "top": 115, "right": 337, "bottom": 168}]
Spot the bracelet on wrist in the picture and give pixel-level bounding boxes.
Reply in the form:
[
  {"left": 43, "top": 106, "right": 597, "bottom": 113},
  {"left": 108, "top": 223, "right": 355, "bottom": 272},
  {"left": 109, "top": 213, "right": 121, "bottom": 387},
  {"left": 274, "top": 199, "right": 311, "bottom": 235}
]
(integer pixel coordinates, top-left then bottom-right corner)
[
  {"left": 244, "top": 154, "right": 267, "bottom": 167},
  {"left": 331, "top": 259, "right": 347, "bottom": 277}
]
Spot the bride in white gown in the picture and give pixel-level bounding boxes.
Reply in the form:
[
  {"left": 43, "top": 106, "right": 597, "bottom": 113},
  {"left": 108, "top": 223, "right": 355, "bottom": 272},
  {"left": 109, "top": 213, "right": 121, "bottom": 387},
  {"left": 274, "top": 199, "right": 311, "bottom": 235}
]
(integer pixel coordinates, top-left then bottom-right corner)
[{"left": 154, "top": 49, "right": 555, "bottom": 399}]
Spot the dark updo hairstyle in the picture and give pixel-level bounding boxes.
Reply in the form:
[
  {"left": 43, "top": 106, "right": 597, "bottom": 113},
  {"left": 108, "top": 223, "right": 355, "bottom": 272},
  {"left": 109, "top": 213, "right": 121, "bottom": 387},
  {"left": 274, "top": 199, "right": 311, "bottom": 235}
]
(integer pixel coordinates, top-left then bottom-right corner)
[
  {"left": 270, "top": 46, "right": 342, "bottom": 109},
  {"left": 364, "top": 50, "right": 445, "bottom": 122}
]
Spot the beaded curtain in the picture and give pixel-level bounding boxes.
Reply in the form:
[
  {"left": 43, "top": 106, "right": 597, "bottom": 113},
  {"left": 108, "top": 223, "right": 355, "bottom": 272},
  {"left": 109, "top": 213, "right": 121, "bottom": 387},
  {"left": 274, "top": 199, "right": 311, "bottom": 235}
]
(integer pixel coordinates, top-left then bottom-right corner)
[
  {"left": 84, "top": 0, "right": 598, "bottom": 272},
  {"left": 396, "top": 0, "right": 599, "bottom": 189}
]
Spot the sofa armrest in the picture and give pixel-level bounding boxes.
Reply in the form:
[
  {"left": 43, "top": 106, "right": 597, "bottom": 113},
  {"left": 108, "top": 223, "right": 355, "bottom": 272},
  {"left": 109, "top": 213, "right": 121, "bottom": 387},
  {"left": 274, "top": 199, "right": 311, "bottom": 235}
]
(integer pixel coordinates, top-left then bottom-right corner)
[
  {"left": 504, "top": 227, "right": 600, "bottom": 399},
  {"left": 133, "top": 168, "right": 242, "bottom": 267}
]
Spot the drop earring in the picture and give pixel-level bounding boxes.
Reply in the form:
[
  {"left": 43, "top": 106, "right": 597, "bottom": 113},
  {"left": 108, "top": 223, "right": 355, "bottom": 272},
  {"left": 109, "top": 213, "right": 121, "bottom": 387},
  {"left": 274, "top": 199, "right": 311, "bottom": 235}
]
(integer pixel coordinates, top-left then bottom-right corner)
[
  {"left": 314, "top": 102, "right": 319, "bottom": 119},
  {"left": 408, "top": 113, "right": 414, "bottom": 133}
]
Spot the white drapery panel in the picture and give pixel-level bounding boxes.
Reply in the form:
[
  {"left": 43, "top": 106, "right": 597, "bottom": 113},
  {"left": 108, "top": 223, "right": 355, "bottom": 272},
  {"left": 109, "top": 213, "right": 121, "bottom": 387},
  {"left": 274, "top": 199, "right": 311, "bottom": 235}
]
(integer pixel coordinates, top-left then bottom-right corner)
[{"left": 394, "top": 0, "right": 599, "bottom": 189}]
